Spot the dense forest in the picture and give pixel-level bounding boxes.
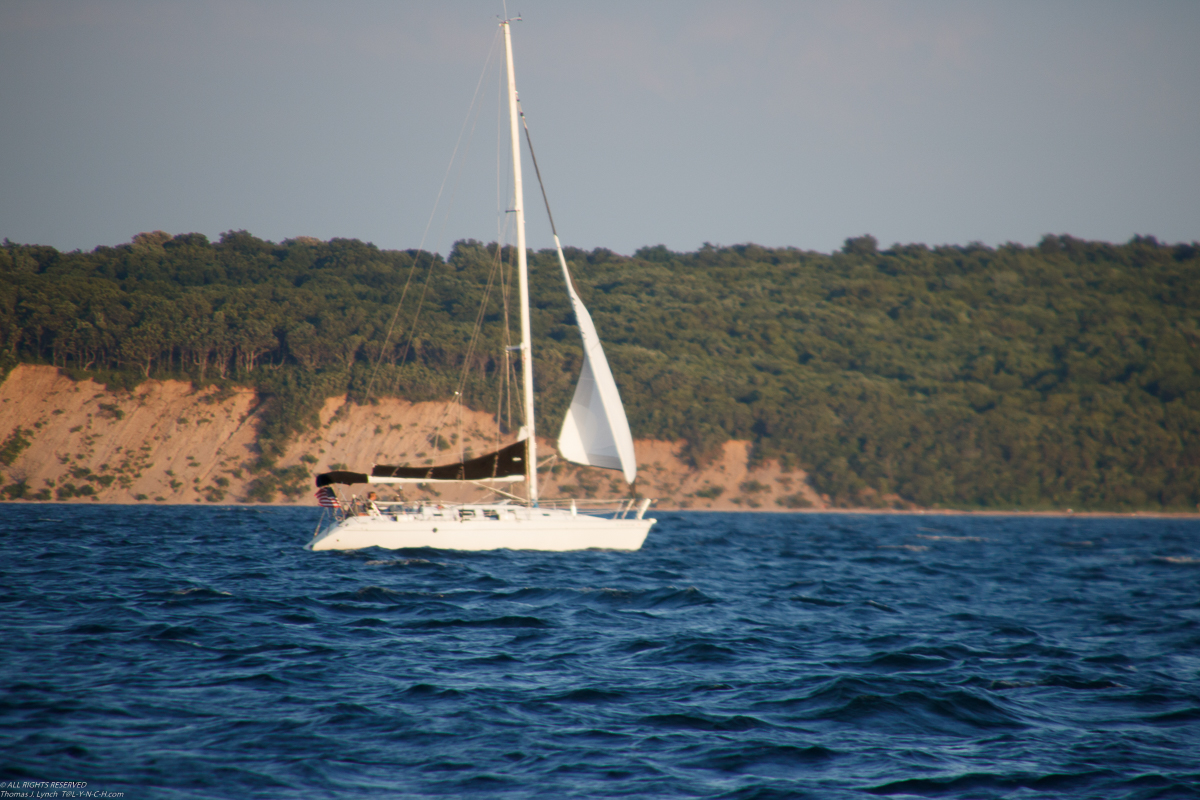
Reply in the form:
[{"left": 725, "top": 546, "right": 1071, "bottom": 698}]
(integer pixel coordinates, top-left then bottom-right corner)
[{"left": 2, "top": 230, "right": 1198, "bottom": 511}]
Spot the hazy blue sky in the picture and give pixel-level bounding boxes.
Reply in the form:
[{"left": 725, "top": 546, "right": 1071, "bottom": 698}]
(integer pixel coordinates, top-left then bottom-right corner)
[{"left": 2, "top": 1, "right": 1197, "bottom": 257}]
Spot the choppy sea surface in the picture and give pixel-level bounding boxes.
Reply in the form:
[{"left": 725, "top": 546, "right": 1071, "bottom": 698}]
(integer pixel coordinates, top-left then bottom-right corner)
[{"left": 1, "top": 506, "right": 1199, "bottom": 799}]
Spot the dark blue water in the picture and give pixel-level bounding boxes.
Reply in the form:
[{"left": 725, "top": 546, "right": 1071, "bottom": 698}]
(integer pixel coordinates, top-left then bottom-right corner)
[{"left": 2, "top": 507, "right": 1198, "bottom": 799}]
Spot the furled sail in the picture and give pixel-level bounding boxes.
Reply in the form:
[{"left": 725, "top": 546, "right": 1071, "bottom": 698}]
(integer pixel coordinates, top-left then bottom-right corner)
[
  {"left": 314, "top": 439, "right": 527, "bottom": 487},
  {"left": 553, "top": 242, "right": 637, "bottom": 483}
]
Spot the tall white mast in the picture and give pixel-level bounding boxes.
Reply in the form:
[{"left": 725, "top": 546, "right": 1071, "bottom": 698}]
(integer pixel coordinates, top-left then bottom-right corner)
[{"left": 502, "top": 19, "right": 537, "bottom": 505}]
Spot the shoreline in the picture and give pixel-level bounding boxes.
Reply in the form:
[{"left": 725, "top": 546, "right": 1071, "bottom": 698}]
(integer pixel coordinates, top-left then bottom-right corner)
[
  {"left": 3, "top": 365, "right": 1197, "bottom": 518},
  {"left": 3, "top": 499, "right": 1198, "bottom": 520}
]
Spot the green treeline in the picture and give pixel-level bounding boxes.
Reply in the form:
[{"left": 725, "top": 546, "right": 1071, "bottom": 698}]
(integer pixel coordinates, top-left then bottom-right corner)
[{"left": 2, "top": 229, "right": 1198, "bottom": 510}]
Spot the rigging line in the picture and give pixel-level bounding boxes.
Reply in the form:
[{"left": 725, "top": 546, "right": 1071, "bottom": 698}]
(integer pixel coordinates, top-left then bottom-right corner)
[
  {"left": 426, "top": 186, "right": 515, "bottom": 451},
  {"left": 455, "top": 244, "right": 507, "bottom": 402},
  {"left": 453, "top": 242, "right": 507, "bottom": 454},
  {"left": 518, "top": 100, "right": 559, "bottom": 237},
  {"left": 446, "top": 61, "right": 520, "bottom": 462},
  {"left": 404, "top": 29, "right": 501, "bottom": 373},
  {"left": 496, "top": 67, "right": 518, "bottom": 453},
  {"left": 504, "top": 240, "right": 526, "bottom": 435},
  {"left": 431, "top": 52, "right": 511, "bottom": 454},
  {"left": 363, "top": 26, "right": 502, "bottom": 402},
  {"left": 494, "top": 341, "right": 505, "bottom": 458},
  {"left": 519, "top": 99, "right": 585, "bottom": 301},
  {"left": 491, "top": 237, "right": 514, "bottom": 455},
  {"left": 393, "top": 32, "right": 498, "bottom": 397},
  {"left": 496, "top": 47, "right": 505, "bottom": 248},
  {"left": 488, "top": 220, "right": 516, "bottom": 454},
  {"left": 501, "top": 238, "right": 515, "bottom": 449},
  {"left": 427, "top": 212, "right": 518, "bottom": 461},
  {"left": 429, "top": 229, "right": 508, "bottom": 449}
]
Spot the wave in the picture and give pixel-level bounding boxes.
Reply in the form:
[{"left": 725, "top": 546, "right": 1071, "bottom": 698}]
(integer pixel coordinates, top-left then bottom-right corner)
[
  {"left": 641, "top": 713, "right": 772, "bottom": 732},
  {"left": 684, "top": 741, "right": 839, "bottom": 773},
  {"left": 639, "top": 639, "right": 739, "bottom": 665},
  {"left": 588, "top": 585, "right": 719, "bottom": 610},
  {"left": 867, "top": 769, "right": 1120, "bottom": 796},
  {"left": 404, "top": 615, "right": 551, "bottom": 630},
  {"left": 549, "top": 688, "right": 628, "bottom": 704}
]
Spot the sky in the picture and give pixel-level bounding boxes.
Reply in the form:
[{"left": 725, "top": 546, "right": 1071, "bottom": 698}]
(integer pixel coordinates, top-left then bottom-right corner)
[{"left": 2, "top": 0, "right": 1198, "bottom": 258}]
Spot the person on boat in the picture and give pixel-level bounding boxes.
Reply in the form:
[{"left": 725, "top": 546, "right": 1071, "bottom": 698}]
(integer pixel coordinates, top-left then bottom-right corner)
[{"left": 366, "top": 491, "right": 382, "bottom": 517}]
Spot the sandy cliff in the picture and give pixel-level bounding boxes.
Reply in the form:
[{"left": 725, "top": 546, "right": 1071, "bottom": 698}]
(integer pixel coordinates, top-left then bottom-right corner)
[{"left": 0, "top": 365, "right": 825, "bottom": 510}]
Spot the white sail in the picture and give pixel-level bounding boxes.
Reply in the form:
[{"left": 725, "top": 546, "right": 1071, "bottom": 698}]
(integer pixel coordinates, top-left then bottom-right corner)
[{"left": 553, "top": 238, "right": 637, "bottom": 484}]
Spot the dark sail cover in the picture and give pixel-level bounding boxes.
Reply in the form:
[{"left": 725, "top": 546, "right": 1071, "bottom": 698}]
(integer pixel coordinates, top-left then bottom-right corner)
[
  {"left": 314, "top": 439, "right": 527, "bottom": 487},
  {"left": 315, "top": 470, "right": 369, "bottom": 487},
  {"left": 373, "top": 439, "right": 527, "bottom": 482}
]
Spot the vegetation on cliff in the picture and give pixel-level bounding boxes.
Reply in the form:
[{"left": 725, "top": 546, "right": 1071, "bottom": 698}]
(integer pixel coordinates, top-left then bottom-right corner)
[{"left": 2, "top": 230, "right": 1198, "bottom": 510}]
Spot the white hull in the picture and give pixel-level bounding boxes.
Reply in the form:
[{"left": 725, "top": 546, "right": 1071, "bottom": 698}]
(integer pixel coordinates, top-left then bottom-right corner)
[{"left": 309, "top": 505, "right": 654, "bottom": 552}]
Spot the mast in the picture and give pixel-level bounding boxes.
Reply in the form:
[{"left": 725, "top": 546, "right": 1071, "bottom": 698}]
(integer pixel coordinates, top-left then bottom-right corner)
[{"left": 502, "top": 19, "right": 537, "bottom": 505}]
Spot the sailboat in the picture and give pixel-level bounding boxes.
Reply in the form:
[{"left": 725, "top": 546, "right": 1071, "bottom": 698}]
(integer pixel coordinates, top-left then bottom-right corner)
[{"left": 306, "top": 18, "right": 655, "bottom": 552}]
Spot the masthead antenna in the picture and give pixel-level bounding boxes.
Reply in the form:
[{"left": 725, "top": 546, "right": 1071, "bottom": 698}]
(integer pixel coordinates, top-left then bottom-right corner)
[{"left": 499, "top": 1, "right": 521, "bottom": 25}]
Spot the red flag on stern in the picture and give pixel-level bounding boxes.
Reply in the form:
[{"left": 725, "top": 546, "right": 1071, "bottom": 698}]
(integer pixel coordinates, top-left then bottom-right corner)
[{"left": 315, "top": 487, "right": 341, "bottom": 508}]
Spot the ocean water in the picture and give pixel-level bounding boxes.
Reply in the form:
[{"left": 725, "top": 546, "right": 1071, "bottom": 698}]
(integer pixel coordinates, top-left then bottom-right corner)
[{"left": 1, "top": 507, "right": 1198, "bottom": 800}]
